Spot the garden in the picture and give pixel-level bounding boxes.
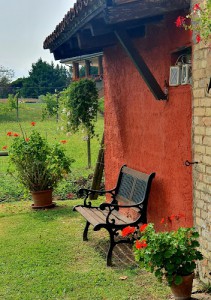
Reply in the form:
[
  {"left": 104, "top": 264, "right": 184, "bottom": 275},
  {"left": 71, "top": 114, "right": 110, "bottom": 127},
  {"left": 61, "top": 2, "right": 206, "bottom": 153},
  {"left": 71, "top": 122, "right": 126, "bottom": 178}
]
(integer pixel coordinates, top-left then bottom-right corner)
[
  {"left": 0, "top": 99, "right": 172, "bottom": 300},
  {"left": 0, "top": 78, "right": 210, "bottom": 299}
]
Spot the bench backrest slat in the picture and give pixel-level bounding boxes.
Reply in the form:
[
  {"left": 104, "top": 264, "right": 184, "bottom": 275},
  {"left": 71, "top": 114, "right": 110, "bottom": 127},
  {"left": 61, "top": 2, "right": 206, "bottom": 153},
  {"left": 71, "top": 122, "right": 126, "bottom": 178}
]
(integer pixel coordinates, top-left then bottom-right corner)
[{"left": 115, "top": 165, "right": 155, "bottom": 208}]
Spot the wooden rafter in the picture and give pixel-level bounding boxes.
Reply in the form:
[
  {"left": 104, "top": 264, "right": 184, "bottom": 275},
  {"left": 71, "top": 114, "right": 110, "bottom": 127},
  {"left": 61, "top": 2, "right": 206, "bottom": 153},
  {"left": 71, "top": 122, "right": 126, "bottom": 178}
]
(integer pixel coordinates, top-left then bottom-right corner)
[
  {"left": 105, "top": 0, "right": 190, "bottom": 24},
  {"left": 114, "top": 28, "right": 167, "bottom": 100}
]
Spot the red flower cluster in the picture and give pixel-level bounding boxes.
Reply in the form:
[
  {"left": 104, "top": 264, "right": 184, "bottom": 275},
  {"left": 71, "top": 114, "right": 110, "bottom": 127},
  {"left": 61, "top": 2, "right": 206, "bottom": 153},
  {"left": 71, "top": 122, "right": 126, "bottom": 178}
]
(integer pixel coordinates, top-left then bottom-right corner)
[
  {"left": 121, "top": 226, "right": 135, "bottom": 237},
  {"left": 193, "top": 3, "right": 201, "bottom": 12},
  {"left": 6, "top": 131, "right": 20, "bottom": 137},
  {"left": 140, "top": 224, "right": 148, "bottom": 232},
  {"left": 60, "top": 140, "right": 67, "bottom": 144},
  {"left": 175, "top": 16, "right": 186, "bottom": 27},
  {"left": 2, "top": 145, "right": 7, "bottom": 150},
  {"left": 135, "top": 239, "right": 148, "bottom": 249},
  {"left": 31, "top": 122, "right": 36, "bottom": 126},
  {"left": 175, "top": 4, "right": 202, "bottom": 43}
]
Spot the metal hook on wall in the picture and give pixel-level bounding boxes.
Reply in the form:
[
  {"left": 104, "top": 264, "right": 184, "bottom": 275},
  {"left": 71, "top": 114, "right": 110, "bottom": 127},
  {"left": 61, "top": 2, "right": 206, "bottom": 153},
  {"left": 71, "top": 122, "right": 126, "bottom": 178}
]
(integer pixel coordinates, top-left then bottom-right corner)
[{"left": 185, "top": 160, "right": 199, "bottom": 167}]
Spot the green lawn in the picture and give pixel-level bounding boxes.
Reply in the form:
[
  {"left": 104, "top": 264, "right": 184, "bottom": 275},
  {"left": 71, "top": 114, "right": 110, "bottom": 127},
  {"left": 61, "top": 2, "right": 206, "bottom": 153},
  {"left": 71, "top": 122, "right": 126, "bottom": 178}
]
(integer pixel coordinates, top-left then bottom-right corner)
[
  {"left": 0, "top": 200, "right": 170, "bottom": 300},
  {"left": 0, "top": 103, "right": 104, "bottom": 201}
]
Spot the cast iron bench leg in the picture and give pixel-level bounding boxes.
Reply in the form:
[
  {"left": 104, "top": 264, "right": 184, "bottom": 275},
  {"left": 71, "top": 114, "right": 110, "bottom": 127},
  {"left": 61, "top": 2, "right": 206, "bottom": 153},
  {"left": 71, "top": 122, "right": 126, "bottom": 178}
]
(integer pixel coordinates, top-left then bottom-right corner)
[
  {"left": 107, "top": 230, "right": 116, "bottom": 267},
  {"left": 83, "top": 221, "right": 90, "bottom": 241}
]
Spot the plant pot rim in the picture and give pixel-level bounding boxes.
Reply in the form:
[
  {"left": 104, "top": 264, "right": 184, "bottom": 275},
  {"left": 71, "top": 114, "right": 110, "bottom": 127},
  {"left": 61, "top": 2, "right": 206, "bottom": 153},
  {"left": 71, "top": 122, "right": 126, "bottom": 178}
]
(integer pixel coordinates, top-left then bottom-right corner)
[{"left": 31, "top": 189, "right": 53, "bottom": 194}]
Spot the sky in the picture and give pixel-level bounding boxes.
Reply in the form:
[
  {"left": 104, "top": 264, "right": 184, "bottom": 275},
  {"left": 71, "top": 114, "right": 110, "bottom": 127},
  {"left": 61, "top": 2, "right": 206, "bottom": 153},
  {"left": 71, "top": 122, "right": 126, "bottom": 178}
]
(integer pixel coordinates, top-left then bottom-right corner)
[{"left": 0, "top": 0, "right": 75, "bottom": 80}]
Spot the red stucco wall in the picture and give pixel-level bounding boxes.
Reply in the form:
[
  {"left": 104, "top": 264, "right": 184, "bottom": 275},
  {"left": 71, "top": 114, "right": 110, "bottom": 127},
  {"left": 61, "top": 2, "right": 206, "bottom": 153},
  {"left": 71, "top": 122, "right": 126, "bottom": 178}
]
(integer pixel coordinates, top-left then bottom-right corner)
[{"left": 103, "top": 14, "right": 193, "bottom": 230}]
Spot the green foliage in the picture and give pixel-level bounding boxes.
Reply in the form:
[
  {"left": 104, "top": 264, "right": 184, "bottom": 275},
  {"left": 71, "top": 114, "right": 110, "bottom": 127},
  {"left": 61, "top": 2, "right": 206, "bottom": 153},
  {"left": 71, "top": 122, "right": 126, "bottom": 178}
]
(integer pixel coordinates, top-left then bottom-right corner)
[
  {"left": 8, "top": 130, "right": 74, "bottom": 192},
  {"left": 98, "top": 97, "right": 104, "bottom": 114},
  {"left": 40, "top": 93, "right": 58, "bottom": 118},
  {"left": 7, "top": 93, "right": 18, "bottom": 111},
  {"left": 0, "top": 66, "right": 14, "bottom": 98},
  {"left": 60, "top": 78, "right": 98, "bottom": 136},
  {"left": 133, "top": 224, "right": 203, "bottom": 286},
  {"left": 20, "top": 58, "right": 71, "bottom": 98}
]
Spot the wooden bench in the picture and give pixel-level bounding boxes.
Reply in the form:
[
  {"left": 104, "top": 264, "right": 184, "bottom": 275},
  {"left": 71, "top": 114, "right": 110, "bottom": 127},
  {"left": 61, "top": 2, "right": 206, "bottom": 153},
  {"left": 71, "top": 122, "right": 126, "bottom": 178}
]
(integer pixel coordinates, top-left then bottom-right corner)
[{"left": 73, "top": 165, "right": 155, "bottom": 266}]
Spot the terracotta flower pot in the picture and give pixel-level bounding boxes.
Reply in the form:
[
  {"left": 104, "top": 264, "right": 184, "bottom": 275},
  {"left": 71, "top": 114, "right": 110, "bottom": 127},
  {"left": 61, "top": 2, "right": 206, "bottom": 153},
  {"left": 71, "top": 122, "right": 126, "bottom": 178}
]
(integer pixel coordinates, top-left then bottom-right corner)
[
  {"left": 31, "top": 189, "right": 55, "bottom": 209},
  {"left": 170, "top": 273, "right": 194, "bottom": 300}
]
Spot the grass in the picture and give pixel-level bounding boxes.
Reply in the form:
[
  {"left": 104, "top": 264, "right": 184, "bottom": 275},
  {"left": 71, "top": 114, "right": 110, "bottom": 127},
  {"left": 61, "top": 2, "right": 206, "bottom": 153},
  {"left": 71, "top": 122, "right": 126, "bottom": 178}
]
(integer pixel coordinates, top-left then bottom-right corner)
[
  {"left": 0, "top": 200, "right": 171, "bottom": 300},
  {"left": 0, "top": 102, "right": 104, "bottom": 201}
]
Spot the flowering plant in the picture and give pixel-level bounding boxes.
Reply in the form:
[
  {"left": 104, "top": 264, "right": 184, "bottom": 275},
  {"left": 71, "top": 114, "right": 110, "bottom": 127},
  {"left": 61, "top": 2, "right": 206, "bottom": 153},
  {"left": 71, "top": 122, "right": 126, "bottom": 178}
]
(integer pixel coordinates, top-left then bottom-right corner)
[
  {"left": 8, "top": 126, "right": 74, "bottom": 192},
  {"left": 176, "top": 1, "right": 211, "bottom": 44},
  {"left": 122, "top": 217, "right": 203, "bottom": 286}
]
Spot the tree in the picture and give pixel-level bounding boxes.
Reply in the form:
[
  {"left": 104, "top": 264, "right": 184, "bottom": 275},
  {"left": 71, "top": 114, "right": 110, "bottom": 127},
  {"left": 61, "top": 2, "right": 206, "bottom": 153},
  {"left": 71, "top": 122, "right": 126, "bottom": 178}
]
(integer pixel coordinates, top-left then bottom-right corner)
[
  {"left": 21, "top": 59, "right": 71, "bottom": 98},
  {"left": 60, "top": 78, "right": 98, "bottom": 168},
  {"left": 0, "top": 66, "right": 14, "bottom": 98}
]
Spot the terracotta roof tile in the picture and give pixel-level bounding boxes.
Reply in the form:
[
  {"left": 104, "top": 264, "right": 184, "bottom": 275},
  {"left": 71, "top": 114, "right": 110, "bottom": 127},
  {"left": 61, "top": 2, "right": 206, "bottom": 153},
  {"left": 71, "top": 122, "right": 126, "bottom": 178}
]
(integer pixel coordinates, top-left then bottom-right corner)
[{"left": 43, "top": 0, "right": 93, "bottom": 50}]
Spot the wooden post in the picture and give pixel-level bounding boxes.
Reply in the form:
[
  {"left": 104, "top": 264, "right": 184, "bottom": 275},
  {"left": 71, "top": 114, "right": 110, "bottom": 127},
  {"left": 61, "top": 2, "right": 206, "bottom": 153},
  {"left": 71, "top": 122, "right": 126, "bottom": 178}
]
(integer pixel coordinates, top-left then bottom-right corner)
[
  {"left": 72, "top": 62, "right": 79, "bottom": 80},
  {"left": 85, "top": 60, "right": 91, "bottom": 77},
  {"left": 16, "top": 96, "right": 19, "bottom": 120},
  {"left": 90, "top": 133, "right": 104, "bottom": 199}
]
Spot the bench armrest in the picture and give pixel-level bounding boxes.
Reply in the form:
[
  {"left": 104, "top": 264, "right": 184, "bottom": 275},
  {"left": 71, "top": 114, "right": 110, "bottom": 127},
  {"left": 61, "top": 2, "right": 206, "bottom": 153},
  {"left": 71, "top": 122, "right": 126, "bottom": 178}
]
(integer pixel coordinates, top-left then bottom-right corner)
[
  {"left": 77, "top": 188, "right": 116, "bottom": 197},
  {"left": 99, "top": 202, "right": 143, "bottom": 210},
  {"left": 77, "top": 188, "right": 116, "bottom": 207}
]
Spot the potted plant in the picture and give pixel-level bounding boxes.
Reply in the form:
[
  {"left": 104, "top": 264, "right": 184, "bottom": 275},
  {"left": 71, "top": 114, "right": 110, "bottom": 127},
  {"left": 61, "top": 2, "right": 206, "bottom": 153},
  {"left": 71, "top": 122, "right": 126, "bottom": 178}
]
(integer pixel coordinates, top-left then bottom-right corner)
[
  {"left": 122, "top": 217, "right": 203, "bottom": 300},
  {"left": 8, "top": 129, "right": 74, "bottom": 208}
]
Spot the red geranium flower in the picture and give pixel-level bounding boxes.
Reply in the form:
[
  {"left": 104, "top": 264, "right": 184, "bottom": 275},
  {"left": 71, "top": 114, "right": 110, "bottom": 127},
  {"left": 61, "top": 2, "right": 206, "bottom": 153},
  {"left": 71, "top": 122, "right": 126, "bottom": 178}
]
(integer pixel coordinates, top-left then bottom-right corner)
[
  {"left": 169, "top": 214, "right": 175, "bottom": 221},
  {"left": 31, "top": 122, "right": 36, "bottom": 126},
  {"left": 7, "top": 131, "right": 13, "bottom": 136},
  {"left": 140, "top": 224, "right": 148, "bottom": 232},
  {"left": 121, "top": 226, "right": 135, "bottom": 237},
  {"left": 196, "top": 34, "right": 201, "bottom": 43},
  {"left": 175, "top": 16, "right": 186, "bottom": 27},
  {"left": 193, "top": 3, "right": 200, "bottom": 11},
  {"left": 160, "top": 218, "right": 165, "bottom": 224},
  {"left": 25, "top": 138, "right": 30, "bottom": 142},
  {"left": 13, "top": 133, "right": 20, "bottom": 137},
  {"left": 60, "top": 140, "right": 67, "bottom": 144},
  {"left": 135, "top": 239, "right": 148, "bottom": 249},
  {"left": 2, "top": 145, "right": 7, "bottom": 150}
]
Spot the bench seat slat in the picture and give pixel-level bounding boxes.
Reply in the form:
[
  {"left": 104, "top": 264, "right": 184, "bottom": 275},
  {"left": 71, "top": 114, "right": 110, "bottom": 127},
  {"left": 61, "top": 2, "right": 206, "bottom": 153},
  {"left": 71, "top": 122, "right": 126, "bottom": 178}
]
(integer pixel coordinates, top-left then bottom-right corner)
[{"left": 75, "top": 206, "right": 133, "bottom": 227}]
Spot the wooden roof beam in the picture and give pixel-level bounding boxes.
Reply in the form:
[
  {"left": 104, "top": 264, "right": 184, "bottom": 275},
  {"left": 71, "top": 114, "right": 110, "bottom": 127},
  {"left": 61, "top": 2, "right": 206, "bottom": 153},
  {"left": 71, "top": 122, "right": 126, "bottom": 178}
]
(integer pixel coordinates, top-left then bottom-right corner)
[
  {"left": 114, "top": 28, "right": 167, "bottom": 100},
  {"left": 105, "top": 0, "right": 190, "bottom": 24}
]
